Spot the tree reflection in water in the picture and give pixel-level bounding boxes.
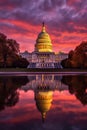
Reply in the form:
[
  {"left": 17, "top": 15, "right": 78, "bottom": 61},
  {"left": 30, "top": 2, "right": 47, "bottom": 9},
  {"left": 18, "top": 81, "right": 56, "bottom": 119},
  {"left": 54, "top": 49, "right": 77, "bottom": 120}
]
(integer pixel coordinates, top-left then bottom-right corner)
[
  {"left": 62, "top": 75, "right": 87, "bottom": 105},
  {"left": 0, "top": 76, "right": 29, "bottom": 111}
]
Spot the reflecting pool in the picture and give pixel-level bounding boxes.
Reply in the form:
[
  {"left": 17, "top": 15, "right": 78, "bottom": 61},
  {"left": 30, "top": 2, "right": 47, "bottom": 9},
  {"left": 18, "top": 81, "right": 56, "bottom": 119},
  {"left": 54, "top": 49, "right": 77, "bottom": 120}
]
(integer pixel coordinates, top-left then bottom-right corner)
[{"left": 0, "top": 74, "right": 87, "bottom": 130}]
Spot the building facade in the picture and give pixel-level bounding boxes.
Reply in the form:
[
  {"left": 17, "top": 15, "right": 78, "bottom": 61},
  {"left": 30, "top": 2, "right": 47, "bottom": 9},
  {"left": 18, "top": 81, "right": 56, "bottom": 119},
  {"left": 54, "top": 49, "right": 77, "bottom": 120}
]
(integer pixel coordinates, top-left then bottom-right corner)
[{"left": 20, "top": 23, "right": 68, "bottom": 68}]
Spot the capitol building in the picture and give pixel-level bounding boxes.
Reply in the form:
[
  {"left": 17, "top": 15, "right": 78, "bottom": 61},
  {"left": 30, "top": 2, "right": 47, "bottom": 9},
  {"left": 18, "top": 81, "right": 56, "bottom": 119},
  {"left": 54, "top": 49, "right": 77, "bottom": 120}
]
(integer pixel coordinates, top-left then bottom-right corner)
[{"left": 20, "top": 23, "right": 68, "bottom": 68}]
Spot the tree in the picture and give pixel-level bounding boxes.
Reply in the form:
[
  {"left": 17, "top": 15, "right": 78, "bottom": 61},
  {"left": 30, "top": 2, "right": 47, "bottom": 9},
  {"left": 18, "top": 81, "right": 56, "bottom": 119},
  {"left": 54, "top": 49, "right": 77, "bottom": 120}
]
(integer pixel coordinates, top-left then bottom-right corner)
[
  {"left": 61, "top": 41, "right": 87, "bottom": 69},
  {"left": 0, "top": 33, "right": 7, "bottom": 67},
  {"left": 13, "top": 57, "right": 29, "bottom": 68},
  {"left": 0, "top": 33, "right": 20, "bottom": 67},
  {"left": 7, "top": 39, "right": 19, "bottom": 55},
  {"left": 0, "top": 32, "right": 29, "bottom": 68}
]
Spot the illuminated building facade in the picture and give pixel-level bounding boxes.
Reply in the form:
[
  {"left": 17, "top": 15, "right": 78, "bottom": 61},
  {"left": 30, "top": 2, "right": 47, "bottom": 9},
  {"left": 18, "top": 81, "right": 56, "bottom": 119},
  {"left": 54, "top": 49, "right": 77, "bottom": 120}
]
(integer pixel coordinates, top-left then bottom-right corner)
[{"left": 20, "top": 23, "right": 68, "bottom": 68}]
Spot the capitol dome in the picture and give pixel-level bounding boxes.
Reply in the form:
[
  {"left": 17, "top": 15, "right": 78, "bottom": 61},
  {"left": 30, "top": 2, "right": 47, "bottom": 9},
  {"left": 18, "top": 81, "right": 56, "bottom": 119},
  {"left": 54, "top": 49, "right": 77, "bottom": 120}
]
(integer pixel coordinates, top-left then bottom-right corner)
[{"left": 35, "top": 22, "right": 53, "bottom": 52}]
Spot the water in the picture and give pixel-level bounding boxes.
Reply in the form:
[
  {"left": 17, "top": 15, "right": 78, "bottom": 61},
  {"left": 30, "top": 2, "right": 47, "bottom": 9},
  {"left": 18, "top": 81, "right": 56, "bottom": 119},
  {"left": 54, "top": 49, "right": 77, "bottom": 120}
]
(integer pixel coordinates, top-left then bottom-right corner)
[{"left": 0, "top": 74, "right": 87, "bottom": 130}]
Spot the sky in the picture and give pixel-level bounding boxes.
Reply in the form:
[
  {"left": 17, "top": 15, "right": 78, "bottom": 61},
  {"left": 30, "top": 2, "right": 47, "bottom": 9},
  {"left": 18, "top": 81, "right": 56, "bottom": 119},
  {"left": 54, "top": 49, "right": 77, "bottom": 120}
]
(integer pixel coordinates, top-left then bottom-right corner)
[{"left": 0, "top": 0, "right": 87, "bottom": 53}]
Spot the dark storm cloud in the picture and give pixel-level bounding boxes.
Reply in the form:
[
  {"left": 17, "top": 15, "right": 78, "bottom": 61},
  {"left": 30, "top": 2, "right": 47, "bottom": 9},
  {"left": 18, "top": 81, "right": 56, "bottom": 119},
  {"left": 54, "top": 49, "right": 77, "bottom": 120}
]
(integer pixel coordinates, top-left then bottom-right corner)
[
  {"left": 0, "top": 0, "right": 87, "bottom": 38},
  {"left": 66, "top": 0, "right": 87, "bottom": 10},
  {"left": 39, "top": 0, "right": 64, "bottom": 11}
]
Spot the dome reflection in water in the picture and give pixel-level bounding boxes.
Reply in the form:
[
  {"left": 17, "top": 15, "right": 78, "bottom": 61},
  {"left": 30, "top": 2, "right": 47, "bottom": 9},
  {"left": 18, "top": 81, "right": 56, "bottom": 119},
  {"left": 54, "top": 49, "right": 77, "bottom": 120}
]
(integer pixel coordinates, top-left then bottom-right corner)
[{"left": 35, "top": 75, "right": 53, "bottom": 123}]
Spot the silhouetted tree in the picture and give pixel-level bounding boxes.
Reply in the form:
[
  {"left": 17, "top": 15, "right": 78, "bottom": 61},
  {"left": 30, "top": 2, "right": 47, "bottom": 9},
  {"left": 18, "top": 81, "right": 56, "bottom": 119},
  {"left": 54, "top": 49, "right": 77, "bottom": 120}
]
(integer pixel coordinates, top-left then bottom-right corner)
[
  {"left": 61, "top": 41, "right": 87, "bottom": 69},
  {"left": 13, "top": 57, "right": 29, "bottom": 68},
  {"left": 0, "top": 32, "right": 29, "bottom": 68},
  {"left": 0, "top": 33, "right": 19, "bottom": 67}
]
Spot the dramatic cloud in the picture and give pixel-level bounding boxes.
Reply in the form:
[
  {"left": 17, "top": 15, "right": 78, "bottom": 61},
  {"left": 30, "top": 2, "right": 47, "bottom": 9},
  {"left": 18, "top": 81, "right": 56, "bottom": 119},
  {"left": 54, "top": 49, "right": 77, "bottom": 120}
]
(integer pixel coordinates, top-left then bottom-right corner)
[{"left": 0, "top": 0, "right": 87, "bottom": 52}]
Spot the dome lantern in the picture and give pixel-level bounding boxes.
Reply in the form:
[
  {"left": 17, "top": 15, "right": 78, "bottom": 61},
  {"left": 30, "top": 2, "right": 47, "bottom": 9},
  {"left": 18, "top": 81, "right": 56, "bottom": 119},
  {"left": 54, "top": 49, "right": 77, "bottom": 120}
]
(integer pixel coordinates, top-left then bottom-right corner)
[{"left": 42, "top": 22, "right": 46, "bottom": 33}]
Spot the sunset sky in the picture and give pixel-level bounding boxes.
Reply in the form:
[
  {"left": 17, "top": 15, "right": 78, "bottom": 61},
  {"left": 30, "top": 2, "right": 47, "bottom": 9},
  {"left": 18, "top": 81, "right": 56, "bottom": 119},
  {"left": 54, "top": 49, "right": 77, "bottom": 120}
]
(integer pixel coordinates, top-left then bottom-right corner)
[{"left": 0, "top": 0, "right": 87, "bottom": 53}]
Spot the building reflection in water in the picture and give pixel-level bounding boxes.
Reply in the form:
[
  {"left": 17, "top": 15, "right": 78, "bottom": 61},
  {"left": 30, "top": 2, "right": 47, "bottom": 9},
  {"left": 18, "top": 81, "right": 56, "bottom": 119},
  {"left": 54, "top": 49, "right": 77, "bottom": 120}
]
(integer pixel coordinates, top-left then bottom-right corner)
[
  {"left": 22, "top": 74, "right": 68, "bottom": 92},
  {"left": 21, "top": 74, "right": 87, "bottom": 121},
  {"left": 22, "top": 74, "right": 54, "bottom": 122},
  {"left": 0, "top": 74, "right": 87, "bottom": 122}
]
